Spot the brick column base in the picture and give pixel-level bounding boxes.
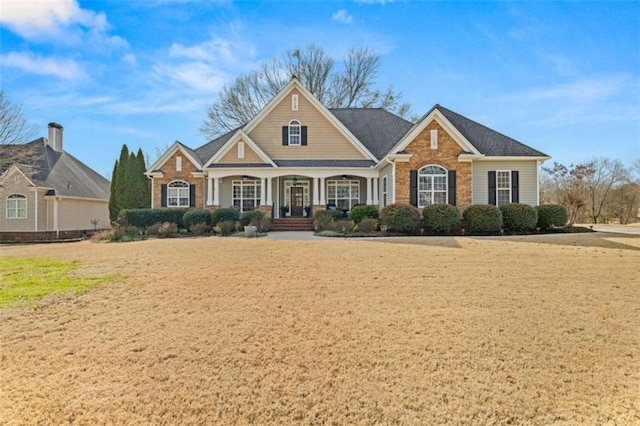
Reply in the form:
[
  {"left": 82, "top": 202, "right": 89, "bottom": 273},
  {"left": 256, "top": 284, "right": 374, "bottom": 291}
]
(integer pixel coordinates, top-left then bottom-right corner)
[{"left": 258, "top": 204, "right": 273, "bottom": 219}]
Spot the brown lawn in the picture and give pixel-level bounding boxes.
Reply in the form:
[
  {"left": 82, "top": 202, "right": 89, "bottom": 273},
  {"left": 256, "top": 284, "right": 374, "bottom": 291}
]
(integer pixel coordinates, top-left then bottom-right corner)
[{"left": 1, "top": 234, "right": 639, "bottom": 424}]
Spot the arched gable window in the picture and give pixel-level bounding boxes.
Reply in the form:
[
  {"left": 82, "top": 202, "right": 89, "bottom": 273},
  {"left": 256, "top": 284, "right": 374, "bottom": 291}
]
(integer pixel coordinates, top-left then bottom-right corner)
[
  {"left": 6, "top": 194, "right": 27, "bottom": 219},
  {"left": 418, "top": 165, "right": 448, "bottom": 207},
  {"left": 167, "top": 180, "right": 190, "bottom": 207},
  {"left": 288, "top": 120, "right": 301, "bottom": 146}
]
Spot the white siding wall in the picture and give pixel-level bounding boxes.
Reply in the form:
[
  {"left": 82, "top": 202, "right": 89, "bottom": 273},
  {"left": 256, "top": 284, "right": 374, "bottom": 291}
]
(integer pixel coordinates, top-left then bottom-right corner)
[
  {"left": 472, "top": 160, "right": 540, "bottom": 206},
  {"left": 56, "top": 198, "right": 110, "bottom": 231}
]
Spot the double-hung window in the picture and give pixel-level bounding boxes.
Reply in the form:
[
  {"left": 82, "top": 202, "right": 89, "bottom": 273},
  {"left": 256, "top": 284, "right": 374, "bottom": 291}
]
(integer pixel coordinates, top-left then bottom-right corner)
[
  {"left": 496, "top": 171, "right": 511, "bottom": 206},
  {"left": 232, "top": 179, "right": 261, "bottom": 212},
  {"left": 167, "top": 181, "right": 190, "bottom": 207},
  {"left": 6, "top": 194, "right": 27, "bottom": 219},
  {"left": 288, "top": 120, "right": 301, "bottom": 146},
  {"left": 418, "top": 165, "right": 447, "bottom": 207},
  {"left": 327, "top": 180, "right": 359, "bottom": 211},
  {"left": 382, "top": 176, "right": 388, "bottom": 207}
]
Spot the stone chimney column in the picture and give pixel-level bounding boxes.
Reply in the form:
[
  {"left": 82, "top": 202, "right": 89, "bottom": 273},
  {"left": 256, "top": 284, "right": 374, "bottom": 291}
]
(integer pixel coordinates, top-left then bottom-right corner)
[{"left": 47, "top": 122, "right": 63, "bottom": 152}]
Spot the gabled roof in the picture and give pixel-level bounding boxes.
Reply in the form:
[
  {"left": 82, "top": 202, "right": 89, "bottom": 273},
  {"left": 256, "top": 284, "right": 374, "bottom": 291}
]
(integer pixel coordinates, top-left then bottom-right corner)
[
  {"left": 203, "top": 129, "right": 276, "bottom": 168},
  {"left": 330, "top": 108, "right": 413, "bottom": 160},
  {"left": 146, "top": 141, "right": 202, "bottom": 174},
  {"left": 195, "top": 127, "right": 240, "bottom": 164},
  {"left": 434, "top": 105, "right": 548, "bottom": 157},
  {"left": 0, "top": 139, "right": 110, "bottom": 199}
]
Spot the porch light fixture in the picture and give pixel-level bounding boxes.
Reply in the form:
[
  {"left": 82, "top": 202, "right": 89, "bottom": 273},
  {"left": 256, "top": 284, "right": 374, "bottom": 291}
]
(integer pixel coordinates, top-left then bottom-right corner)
[
  {"left": 242, "top": 175, "right": 249, "bottom": 180},
  {"left": 341, "top": 175, "right": 349, "bottom": 180},
  {"left": 292, "top": 176, "right": 298, "bottom": 186}
]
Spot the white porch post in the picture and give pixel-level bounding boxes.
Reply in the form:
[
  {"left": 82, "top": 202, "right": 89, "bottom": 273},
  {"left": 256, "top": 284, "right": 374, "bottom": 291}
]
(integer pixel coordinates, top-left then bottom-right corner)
[
  {"left": 213, "top": 177, "right": 220, "bottom": 205},
  {"left": 260, "top": 178, "right": 266, "bottom": 205},
  {"left": 366, "top": 178, "right": 373, "bottom": 205},
  {"left": 372, "top": 178, "right": 379, "bottom": 205},
  {"left": 266, "top": 178, "right": 273, "bottom": 205},
  {"left": 320, "top": 177, "right": 326, "bottom": 205},
  {"left": 207, "top": 177, "right": 214, "bottom": 205},
  {"left": 313, "top": 177, "right": 319, "bottom": 205}
]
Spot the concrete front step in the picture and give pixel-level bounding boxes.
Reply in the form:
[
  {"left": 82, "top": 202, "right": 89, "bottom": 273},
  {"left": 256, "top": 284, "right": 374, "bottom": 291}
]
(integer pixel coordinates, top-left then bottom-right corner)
[{"left": 272, "top": 218, "right": 314, "bottom": 231}]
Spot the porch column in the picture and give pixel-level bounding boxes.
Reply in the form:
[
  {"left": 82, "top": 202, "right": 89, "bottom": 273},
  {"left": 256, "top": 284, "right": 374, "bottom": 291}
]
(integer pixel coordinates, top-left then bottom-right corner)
[
  {"left": 320, "top": 177, "right": 326, "bottom": 205},
  {"left": 260, "top": 178, "right": 266, "bottom": 205},
  {"left": 312, "top": 177, "right": 319, "bottom": 205},
  {"left": 213, "top": 177, "right": 220, "bottom": 205},
  {"left": 207, "top": 177, "right": 214, "bottom": 205},
  {"left": 372, "top": 178, "right": 379, "bottom": 205},
  {"left": 366, "top": 178, "right": 373, "bottom": 205},
  {"left": 266, "top": 178, "right": 273, "bottom": 205}
]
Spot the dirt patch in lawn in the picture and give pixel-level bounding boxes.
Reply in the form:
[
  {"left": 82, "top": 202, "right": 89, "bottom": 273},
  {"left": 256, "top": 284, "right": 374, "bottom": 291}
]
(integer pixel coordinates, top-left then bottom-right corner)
[{"left": 1, "top": 234, "right": 639, "bottom": 424}]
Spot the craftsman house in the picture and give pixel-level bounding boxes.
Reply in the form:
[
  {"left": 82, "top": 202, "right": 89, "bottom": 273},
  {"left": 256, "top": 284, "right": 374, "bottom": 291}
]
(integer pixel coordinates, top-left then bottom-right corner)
[
  {"left": 0, "top": 123, "right": 110, "bottom": 241},
  {"left": 147, "top": 78, "right": 549, "bottom": 223}
]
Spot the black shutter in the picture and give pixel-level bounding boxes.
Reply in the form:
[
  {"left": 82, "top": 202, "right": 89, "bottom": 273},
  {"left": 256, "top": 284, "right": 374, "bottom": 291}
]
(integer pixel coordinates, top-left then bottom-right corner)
[
  {"left": 282, "top": 126, "right": 289, "bottom": 145},
  {"left": 189, "top": 184, "right": 196, "bottom": 207},
  {"left": 488, "top": 171, "right": 497, "bottom": 205},
  {"left": 161, "top": 184, "right": 167, "bottom": 207},
  {"left": 409, "top": 170, "right": 418, "bottom": 206},
  {"left": 511, "top": 171, "right": 519, "bottom": 203},
  {"left": 448, "top": 170, "right": 457, "bottom": 206},
  {"left": 301, "top": 126, "right": 308, "bottom": 145}
]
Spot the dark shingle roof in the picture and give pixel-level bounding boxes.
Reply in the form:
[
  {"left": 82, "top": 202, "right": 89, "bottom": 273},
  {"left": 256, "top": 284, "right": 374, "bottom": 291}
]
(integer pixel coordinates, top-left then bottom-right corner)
[
  {"left": 194, "top": 127, "right": 241, "bottom": 164},
  {"left": 274, "top": 160, "right": 376, "bottom": 168},
  {"left": 330, "top": 108, "right": 413, "bottom": 160},
  {"left": 434, "top": 105, "right": 549, "bottom": 157},
  {"left": 0, "top": 139, "right": 110, "bottom": 199}
]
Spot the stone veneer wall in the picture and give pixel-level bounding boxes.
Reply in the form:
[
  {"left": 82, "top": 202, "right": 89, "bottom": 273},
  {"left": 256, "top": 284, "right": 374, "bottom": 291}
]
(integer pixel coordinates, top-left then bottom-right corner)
[
  {"left": 152, "top": 151, "right": 205, "bottom": 209},
  {"left": 394, "top": 120, "right": 472, "bottom": 210}
]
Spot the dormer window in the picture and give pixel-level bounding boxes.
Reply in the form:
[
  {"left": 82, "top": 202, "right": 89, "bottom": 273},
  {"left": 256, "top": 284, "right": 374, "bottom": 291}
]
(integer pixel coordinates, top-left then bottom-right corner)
[
  {"left": 289, "top": 120, "right": 301, "bottom": 145},
  {"left": 292, "top": 94, "right": 298, "bottom": 111}
]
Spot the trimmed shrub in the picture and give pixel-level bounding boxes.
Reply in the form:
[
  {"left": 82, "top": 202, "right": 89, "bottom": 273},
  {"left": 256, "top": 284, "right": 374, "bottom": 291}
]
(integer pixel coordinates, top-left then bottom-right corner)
[
  {"left": 349, "top": 205, "right": 379, "bottom": 223},
  {"left": 500, "top": 203, "right": 538, "bottom": 232},
  {"left": 463, "top": 204, "right": 503, "bottom": 234},
  {"left": 537, "top": 204, "right": 568, "bottom": 230},
  {"left": 157, "top": 222, "right": 178, "bottom": 238},
  {"left": 211, "top": 208, "right": 240, "bottom": 226},
  {"left": 119, "top": 208, "right": 189, "bottom": 229},
  {"left": 313, "top": 210, "right": 342, "bottom": 232},
  {"left": 214, "top": 220, "right": 236, "bottom": 236},
  {"left": 239, "top": 210, "right": 265, "bottom": 227},
  {"left": 379, "top": 204, "right": 421, "bottom": 233},
  {"left": 423, "top": 204, "right": 461, "bottom": 233},
  {"left": 331, "top": 219, "right": 356, "bottom": 233},
  {"left": 189, "top": 222, "right": 211, "bottom": 236},
  {"left": 257, "top": 216, "right": 272, "bottom": 232},
  {"left": 356, "top": 218, "right": 379, "bottom": 234},
  {"left": 183, "top": 209, "right": 211, "bottom": 230}
]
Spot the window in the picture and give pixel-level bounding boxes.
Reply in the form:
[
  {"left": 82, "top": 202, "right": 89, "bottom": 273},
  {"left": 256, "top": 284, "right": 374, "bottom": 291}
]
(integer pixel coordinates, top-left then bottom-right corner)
[
  {"left": 418, "top": 165, "right": 447, "bottom": 207},
  {"left": 288, "top": 120, "right": 301, "bottom": 146},
  {"left": 382, "top": 176, "right": 388, "bottom": 207},
  {"left": 292, "top": 94, "right": 298, "bottom": 111},
  {"left": 232, "top": 179, "right": 261, "bottom": 212},
  {"left": 6, "top": 194, "right": 27, "bottom": 219},
  {"left": 430, "top": 129, "right": 438, "bottom": 149},
  {"left": 176, "top": 156, "right": 182, "bottom": 171},
  {"left": 496, "top": 171, "right": 511, "bottom": 206},
  {"left": 167, "top": 181, "right": 189, "bottom": 207},
  {"left": 327, "top": 180, "right": 359, "bottom": 211},
  {"left": 237, "top": 142, "right": 245, "bottom": 159}
]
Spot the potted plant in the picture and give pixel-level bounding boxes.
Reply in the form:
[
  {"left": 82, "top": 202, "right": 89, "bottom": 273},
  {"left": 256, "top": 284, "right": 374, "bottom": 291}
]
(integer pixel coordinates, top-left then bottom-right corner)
[
  {"left": 304, "top": 205, "right": 312, "bottom": 218},
  {"left": 280, "top": 205, "right": 289, "bottom": 217}
]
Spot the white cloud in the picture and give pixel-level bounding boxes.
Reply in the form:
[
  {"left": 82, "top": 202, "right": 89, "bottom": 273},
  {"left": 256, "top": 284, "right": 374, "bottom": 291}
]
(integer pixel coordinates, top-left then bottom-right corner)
[
  {"left": 0, "top": 0, "right": 127, "bottom": 48},
  {"left": 153, "top": 62, "right": 230, "bottom": 93},
  {"left": 122, "top": 53, "right": 138, "bottom": 66},
  {"left": 332, "top": 9, "right": 353, "bottom": 24},
  {"left": 0, "top": 51, "right": 87, "bottom": 80}
]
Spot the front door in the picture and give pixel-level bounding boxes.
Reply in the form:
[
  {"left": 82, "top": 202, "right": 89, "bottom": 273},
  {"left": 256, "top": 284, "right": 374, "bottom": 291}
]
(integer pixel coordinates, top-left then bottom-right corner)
[{"left": 290, "top": 187, "right": 304, "bottom": 216}]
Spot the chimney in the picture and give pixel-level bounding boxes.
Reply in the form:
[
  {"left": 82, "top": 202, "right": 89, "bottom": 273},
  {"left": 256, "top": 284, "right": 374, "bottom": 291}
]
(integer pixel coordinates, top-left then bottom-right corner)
[{"left": 47, "top": 122, "right": 64, "bottom": 152}]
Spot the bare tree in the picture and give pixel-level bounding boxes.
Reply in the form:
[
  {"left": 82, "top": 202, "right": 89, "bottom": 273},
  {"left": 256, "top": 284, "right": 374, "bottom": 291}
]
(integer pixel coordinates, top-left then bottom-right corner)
[
  {"left": 0, "top": 90, "right": 37, "bottom": 145},
  {"left": 584, "top": 158, "right": 625, "bottom": 224},
  {"left": 542, "top": 162, "right": 593, "bottom": 226},
  {"left": 200, "top": 45, "right": 411, "bottom": 139}
]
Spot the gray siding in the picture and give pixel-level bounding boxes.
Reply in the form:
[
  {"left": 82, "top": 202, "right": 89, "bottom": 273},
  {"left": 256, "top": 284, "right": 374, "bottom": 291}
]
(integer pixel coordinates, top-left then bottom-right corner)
[
  {"left": 472, "top": 160, "right": 540, "bottom": 206},
  {"left": 378, "top": 163, "right": 394, "bottom": 207}
]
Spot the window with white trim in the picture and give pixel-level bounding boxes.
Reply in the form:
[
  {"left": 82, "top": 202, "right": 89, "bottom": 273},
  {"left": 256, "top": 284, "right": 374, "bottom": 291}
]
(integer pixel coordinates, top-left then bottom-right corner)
[
  {"left": 6, "top": 194, "right": 27, "bottom": 219},
  {"left": 382, "top": 176, "right": 388, "bottom": 207},
  {"left": 496, "top": 170, "right": 511, "bottom": 206},
  {"left": 288, "top": 120, "right": 301, "bottom": 146},
  {"left": 167, "top": 180, "right": 189, "bottom": 207},
  {"left": 418, "top": 165, "right": 447, "bottom": 207},
  {"left": 176, "top": 156, "right": 182, "bottom": 171},
  {"left": 232, "top": 179, "right": 261, "bottom": 212},
  {"left": 237, "top": 142, "right": 245, "bottom": 159},
  {"left": 292, "top": 94, "right": 298, "bottom": 111},
  {"left": 327, "top": 180, "right": 359, "bottom": 211}
]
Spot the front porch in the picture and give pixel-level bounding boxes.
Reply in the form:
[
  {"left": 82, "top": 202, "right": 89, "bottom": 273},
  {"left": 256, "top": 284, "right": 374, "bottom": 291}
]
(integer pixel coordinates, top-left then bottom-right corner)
[{"left": 205, "top": 172, "right": 380, "bottom": 219}]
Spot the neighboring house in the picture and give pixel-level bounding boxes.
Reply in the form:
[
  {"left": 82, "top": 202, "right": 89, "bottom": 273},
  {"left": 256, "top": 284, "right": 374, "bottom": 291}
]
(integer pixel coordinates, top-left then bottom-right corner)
[
  {"left": 147, "top": 78, "right": 549, "bottom": 220},
  {"left": 0, "top": 123, "right": 110, "bottom": 241}
]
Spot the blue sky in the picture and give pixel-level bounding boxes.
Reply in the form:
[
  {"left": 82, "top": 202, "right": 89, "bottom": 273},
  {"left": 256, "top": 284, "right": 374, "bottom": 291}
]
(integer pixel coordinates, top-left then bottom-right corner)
[{"left": 1, "top": 0, "right": 638, "bottom": 177}]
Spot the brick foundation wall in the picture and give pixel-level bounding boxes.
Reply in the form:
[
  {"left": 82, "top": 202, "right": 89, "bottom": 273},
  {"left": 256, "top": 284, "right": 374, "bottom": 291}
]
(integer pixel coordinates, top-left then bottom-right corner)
[
  {"left": 395, "top": 120, "right": 472, "bottom": 210},
  {"left": 0, "top": 229, "right": 99, "bottom": 243}
]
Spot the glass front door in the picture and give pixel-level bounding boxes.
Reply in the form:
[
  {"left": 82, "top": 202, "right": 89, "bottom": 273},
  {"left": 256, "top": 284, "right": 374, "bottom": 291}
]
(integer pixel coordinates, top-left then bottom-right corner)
[{"left": 290, "top": 186, "right": 304, "bottom": 216}]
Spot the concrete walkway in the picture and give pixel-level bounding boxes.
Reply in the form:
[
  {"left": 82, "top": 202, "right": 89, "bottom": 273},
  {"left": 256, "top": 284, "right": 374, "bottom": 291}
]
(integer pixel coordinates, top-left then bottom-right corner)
[
  {"left": 575, "top": 224, "right": 640, "bottom": 235},
  {"left": 265, "top": 231, "right": 328, "bottom": 240}
]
